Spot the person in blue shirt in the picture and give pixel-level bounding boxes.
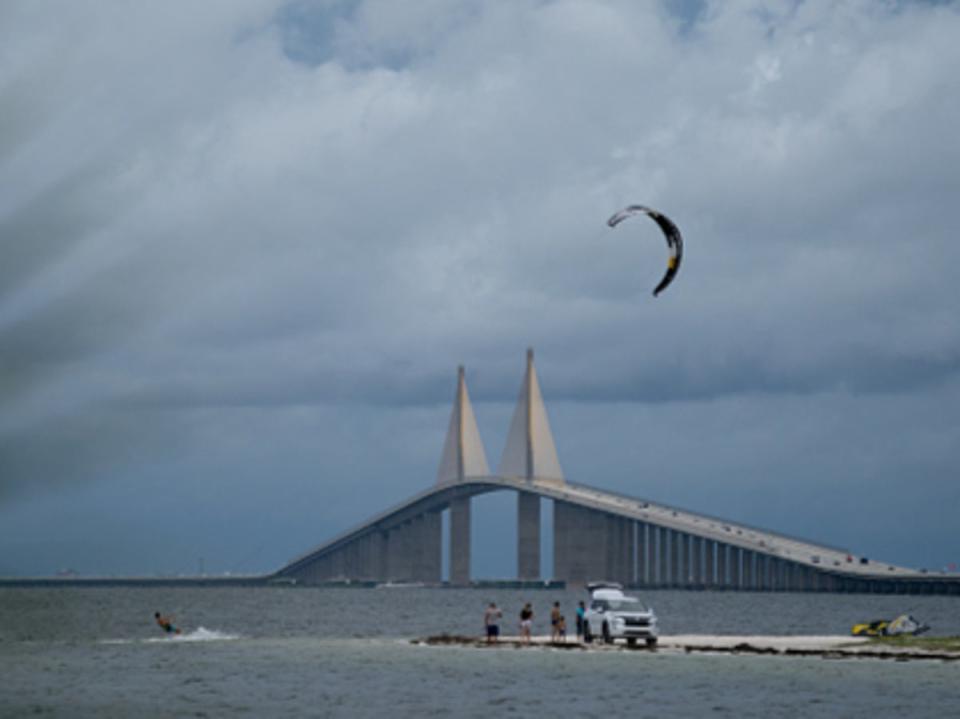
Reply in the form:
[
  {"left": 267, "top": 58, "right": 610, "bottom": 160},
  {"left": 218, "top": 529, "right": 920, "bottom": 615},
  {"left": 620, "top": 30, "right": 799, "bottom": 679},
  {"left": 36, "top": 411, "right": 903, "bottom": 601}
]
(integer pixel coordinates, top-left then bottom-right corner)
[{"left": 575, "top": 601, "right": 586, "bottom": 641}]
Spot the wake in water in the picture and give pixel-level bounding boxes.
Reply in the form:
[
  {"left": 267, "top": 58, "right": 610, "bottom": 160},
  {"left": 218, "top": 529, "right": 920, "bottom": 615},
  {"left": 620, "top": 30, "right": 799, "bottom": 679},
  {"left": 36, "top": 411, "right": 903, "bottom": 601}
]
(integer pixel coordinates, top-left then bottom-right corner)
[{"left": 100, "top": 627, "right": 241, "bottom": 645}]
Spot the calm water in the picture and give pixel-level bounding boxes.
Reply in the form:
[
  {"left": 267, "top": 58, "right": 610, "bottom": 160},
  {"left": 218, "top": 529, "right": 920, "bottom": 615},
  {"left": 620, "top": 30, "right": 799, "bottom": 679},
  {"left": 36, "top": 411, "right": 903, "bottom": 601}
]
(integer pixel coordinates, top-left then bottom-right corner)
[{"left": 1, "top": 586, "right": 957, "bottom": 717}]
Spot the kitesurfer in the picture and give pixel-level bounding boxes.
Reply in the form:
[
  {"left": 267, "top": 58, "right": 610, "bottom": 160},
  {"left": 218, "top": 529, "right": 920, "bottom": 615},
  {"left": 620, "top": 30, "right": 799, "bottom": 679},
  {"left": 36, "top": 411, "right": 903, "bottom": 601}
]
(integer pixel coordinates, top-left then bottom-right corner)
[{"left": 154, "top": 612, "right": 181, "bottom": 635}]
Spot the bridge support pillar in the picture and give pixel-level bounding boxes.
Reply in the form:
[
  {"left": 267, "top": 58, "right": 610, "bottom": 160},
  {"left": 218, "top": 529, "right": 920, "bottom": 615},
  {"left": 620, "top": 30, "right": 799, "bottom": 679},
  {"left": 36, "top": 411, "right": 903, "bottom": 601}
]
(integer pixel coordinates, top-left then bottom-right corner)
[
  {"left": 758, "top": 555, "right": 770, "bottom": 590},
  {"left": 387, "top": 522, "right": 411, "bottom": 581},
  {"left": 704, "top": 540, "right": 715, "bottom": 588},
  {"left": 517, "top": 491, "right": 540, "bottom": 581},
  {"left": 351, "top": 536, "right": 365, "bottom": 580},
  {"left": 647, "top": 525, "right": 659, "bottom": 586},
  {"left": 373, "top": 531, "right": 388, "bottom": 580},
  {"left": 449, "top": 497, "right": 471, "bottom": 585},
  {"left": 717, "top": 543, "right": 728, "bottom": 588},
  {"left": 770, "top": 557, "right": 783, "bottom": 591},
  {"left": 553, "top": 501, "right": 570, "bottom": 582},
  {"left": 788, "top": 561, "right": 798, "bottom": 591},
  {"left": 658, "top": 526, "right": 669, "bottom": 587},
  {"left": 606, "top": 516, "right": 620, "bottom": 583},
  {"left": 553, "top": 501, "right": 612, "bottom": 584},
  {"left": 412, "top": 512, "right": 442, "bottom": 582},
  {"left": 691, "top": 535, "right": 703, "bottom": 588},
  {"left": 730, "top": 546, "right": 742, "bottom": 590},
  {"left": 646, "top": 525, "right": 659, "bottom": 586},
  {"left": 406, "top": 518, "right": 422, "bottom": 581},
  {"left": 667, "top": 530, "right": 679, "bottom": 588},
  {"left": 783, "top": 560, "right": 793, "bottom": 590},
  {"left": 348, "top": 544, "right": 359, "bottom": 579},
  {"left": 347, "top": 539, "right": 361, "bottom": 579},
  {"left": 676, "top": 533, "right": 690, "bottom": 587},
  {"left": 636, "top": 523, "right": 648, "bottom": 586},
  {"left": 607, "top": 516, "right": 634, "bottom": 585},
  {"left": 329, "top": 545, "right": 344, "bottom": 579}
]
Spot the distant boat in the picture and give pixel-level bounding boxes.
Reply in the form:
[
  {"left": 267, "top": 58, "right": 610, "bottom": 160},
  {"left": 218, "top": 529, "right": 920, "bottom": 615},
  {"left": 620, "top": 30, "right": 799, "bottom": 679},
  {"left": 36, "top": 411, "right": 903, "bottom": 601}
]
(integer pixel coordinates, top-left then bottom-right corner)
[{"left": 267, "top": 577, "right": 298, "bottom": 586}]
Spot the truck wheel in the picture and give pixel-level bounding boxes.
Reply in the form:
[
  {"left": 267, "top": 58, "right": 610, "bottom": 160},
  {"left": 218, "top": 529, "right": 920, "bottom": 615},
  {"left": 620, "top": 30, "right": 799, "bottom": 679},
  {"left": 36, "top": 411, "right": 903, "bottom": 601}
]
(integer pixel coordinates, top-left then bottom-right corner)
[
  {"left": 646, "top": 637, "right": 657, "bottom": 649},
  {"left": 627, "top": 637, "right": 637, "bottom": 647},
  {"left": 602, "top": 623, "right": 613, "bottom": 644}
]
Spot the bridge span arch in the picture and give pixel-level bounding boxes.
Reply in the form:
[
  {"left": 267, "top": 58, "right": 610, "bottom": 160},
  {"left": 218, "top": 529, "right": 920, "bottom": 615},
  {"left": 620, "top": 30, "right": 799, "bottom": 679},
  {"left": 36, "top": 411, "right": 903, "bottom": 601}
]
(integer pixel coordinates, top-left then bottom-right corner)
[{"left": 271, "top": 476, "right": 959, "bottom": 594}]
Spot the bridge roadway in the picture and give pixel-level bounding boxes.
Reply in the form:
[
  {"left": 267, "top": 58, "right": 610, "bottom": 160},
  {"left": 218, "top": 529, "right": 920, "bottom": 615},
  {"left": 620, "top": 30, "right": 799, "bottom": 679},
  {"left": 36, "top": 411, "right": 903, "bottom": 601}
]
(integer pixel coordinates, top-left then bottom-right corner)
[{"left": 273, "top": 476, "right": 959, "bottom": 594}]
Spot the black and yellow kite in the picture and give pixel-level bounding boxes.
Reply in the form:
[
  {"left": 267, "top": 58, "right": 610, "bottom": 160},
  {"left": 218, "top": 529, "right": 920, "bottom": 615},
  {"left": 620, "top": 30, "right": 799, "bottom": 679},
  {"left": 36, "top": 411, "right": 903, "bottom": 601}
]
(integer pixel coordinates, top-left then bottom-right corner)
[{"left": 607, "top": 205, "right": 684, "bottom": 297}]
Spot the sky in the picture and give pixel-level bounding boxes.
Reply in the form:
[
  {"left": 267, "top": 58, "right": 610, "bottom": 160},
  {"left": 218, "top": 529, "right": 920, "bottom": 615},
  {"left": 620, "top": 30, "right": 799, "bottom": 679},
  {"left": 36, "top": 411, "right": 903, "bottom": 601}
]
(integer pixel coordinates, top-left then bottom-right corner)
[{"left": 2, "top": 0, "right": 959, "bottom": 578}]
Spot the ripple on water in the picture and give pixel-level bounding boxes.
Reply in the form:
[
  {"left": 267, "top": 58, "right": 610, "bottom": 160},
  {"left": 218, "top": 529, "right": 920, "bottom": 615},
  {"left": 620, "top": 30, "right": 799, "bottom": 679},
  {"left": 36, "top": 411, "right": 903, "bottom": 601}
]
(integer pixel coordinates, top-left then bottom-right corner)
[{"left": 1, "top": 587, "right": 957, "bottom": 717}]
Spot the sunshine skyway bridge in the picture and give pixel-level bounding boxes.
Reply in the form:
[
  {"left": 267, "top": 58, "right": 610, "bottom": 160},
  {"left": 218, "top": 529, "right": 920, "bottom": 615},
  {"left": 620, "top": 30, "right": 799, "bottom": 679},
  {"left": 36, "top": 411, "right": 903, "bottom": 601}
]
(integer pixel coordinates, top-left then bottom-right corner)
[{"left": 272, "top": 351, "right": 959, "bottom": 595}]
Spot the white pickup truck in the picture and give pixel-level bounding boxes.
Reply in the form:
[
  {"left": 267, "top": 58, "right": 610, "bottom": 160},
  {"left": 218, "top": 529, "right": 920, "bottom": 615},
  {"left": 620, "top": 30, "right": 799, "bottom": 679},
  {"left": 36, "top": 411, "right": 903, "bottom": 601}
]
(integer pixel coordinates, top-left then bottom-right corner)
[{"left": 583, "top": 582, "right": 658, "bottom": 647}]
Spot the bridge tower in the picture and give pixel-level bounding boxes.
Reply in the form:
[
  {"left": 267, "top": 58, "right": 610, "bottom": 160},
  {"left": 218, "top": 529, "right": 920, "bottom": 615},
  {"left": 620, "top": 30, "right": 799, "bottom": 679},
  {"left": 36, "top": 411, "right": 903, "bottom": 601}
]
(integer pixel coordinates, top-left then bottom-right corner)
[
  {"left": 436, "top": 365, "right": 490, "bottom": 485},
  {"left": 498, "top": 348, "right": 565, "bottom": 581},
  {"left": 437, "top": 365, "right": 489, "bottom": 585}
]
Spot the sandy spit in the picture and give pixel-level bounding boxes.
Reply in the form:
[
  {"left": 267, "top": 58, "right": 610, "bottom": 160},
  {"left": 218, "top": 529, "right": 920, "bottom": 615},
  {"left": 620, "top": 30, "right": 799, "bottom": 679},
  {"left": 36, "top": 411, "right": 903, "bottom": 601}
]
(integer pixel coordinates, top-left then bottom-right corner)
[{"left": 414, "top": 634, "right": 960, "bottom": 661}]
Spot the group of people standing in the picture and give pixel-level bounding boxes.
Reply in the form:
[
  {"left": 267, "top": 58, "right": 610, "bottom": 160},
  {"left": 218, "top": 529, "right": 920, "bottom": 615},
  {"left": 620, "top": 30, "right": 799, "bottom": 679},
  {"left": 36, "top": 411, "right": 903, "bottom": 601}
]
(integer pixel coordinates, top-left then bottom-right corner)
[{"left": 484, "top": 600, "right": 587, "bottom": 644}]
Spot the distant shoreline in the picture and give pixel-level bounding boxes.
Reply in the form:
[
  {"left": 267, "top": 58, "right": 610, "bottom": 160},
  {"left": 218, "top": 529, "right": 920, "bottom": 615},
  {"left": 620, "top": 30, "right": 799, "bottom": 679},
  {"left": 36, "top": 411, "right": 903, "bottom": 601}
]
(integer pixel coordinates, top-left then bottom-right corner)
[
  {"left": 0, "top": 577, "right": 565, "bottom": 589},
  {"left": 0, "top": 576, "right": 270, "bottom": 588}
]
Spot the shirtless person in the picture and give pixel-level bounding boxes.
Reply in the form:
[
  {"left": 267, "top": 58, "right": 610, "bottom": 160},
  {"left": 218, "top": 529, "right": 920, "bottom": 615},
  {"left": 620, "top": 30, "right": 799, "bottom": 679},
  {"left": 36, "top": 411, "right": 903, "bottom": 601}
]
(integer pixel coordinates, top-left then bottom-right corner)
[
  {"left": 550, "top": 602, "right": 562, "bottom": 642},
  {"left": 484, "top": 602, "right": 502, "bottom": 644},
  {"left": 154, "top": 612, "right": 181, "bottom": 635}
]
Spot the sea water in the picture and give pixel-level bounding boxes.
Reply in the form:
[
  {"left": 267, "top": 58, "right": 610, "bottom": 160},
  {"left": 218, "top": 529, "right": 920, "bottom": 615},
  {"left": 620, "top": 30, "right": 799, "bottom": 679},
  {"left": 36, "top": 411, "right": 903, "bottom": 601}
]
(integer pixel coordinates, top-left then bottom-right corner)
[{"left": 1, "top": 586, "right": 957, "bottom": 717}]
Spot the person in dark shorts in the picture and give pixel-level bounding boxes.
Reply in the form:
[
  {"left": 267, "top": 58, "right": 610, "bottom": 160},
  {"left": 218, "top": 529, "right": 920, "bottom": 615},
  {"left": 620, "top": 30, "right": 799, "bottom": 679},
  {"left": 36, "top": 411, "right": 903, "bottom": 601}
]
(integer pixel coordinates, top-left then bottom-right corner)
[
  {"left": 575, "top": 601, "right": 586, "bottom": 640},
  {"left": 550, "top": 601, "right": 562, "bottom": 641},
  {"left": 484, "top": 602, "right": 502, "bottom": 643},
  {"left": 154, "top": 612, "right": 181, "bottom": 635}
]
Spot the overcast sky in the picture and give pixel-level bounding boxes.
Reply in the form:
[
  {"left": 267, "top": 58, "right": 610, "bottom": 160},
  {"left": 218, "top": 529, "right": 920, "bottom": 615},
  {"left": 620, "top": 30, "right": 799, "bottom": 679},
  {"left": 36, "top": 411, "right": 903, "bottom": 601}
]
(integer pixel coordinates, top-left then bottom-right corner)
[{"left": 2, "top": 0, "right": 958, "bottom": 578}]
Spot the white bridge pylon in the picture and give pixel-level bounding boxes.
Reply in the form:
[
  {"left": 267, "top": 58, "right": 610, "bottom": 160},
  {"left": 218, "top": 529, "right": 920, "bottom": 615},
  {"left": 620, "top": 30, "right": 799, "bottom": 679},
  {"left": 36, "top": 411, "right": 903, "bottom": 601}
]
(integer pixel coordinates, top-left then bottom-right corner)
[
  {"left": 436, "top": 349, "right": 565, "bottom": 486},
  {"left": 436, "top": 366, "right": 490, "bottom": 484},
  {"left": 498, "top": 348, "right": 565, "bottom": 484}
]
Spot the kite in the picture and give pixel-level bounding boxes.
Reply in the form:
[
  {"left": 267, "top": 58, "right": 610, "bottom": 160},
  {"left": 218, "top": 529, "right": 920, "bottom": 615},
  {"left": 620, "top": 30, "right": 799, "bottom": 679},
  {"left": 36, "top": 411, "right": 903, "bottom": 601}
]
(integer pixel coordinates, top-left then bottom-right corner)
[{"left": 606, "top": 205, "right": 684, "bottom": 297}]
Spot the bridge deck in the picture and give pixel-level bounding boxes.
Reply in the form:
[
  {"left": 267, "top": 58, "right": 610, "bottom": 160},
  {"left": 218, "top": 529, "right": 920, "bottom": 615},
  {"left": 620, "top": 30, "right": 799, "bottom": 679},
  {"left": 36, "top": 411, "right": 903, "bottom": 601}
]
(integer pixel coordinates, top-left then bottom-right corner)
[{"left": 275, "top": 476, "right": 949, "bottom": 585}]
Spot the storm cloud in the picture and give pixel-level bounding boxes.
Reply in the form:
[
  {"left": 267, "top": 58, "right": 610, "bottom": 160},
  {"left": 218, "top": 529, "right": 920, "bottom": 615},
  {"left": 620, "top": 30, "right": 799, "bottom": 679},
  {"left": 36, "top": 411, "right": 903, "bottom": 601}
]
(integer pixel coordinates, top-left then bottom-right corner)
[{"left": 2, "top": 0, "right": 958, "bottom": 576}]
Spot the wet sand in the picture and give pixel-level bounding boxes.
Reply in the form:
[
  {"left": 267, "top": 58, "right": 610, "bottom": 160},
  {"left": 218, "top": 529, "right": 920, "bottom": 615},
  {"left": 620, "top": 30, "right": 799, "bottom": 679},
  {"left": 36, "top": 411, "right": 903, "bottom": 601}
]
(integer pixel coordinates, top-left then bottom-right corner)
[{"left": 415, "top": 634, "right": 960, "bottom": 661}]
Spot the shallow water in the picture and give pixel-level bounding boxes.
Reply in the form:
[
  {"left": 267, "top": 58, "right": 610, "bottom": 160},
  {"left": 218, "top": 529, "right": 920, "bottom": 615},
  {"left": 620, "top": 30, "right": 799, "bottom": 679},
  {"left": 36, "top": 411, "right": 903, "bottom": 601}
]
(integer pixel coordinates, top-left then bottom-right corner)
[{"left": 1, "top": 586, "right": 956, "bottom": 717}]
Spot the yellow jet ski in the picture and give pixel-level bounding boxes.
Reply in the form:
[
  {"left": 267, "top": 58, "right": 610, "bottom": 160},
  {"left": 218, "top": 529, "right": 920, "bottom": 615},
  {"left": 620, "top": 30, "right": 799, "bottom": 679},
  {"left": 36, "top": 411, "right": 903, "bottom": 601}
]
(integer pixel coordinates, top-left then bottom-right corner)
[{"left": 851, "top": 614, "right": 929, "bottom": 637}]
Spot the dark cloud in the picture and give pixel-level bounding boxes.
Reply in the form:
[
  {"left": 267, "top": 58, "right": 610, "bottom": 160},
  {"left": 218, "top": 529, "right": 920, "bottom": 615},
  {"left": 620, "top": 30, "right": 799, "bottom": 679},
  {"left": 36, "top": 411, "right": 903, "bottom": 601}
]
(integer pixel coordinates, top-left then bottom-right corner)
[
  {"left": 2, "top": 1, "right": 959, "bottom": 575},
  {"left": 0, "top": 409, "right": 170, "bottom": 501}
]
